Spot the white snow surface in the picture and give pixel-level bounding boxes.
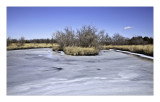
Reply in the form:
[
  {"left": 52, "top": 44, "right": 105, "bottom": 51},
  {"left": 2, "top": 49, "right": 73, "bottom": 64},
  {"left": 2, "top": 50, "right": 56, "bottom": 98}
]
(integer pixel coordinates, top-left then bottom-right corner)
[{"left": 7, "top": 48, "right": 153, "bottom": 95}]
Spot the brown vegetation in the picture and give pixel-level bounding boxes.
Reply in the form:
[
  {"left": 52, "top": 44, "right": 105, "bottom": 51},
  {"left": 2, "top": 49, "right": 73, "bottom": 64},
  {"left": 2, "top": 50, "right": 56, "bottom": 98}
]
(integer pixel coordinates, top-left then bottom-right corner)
[
  {"left": 64, "top": 47, "right": 99, "bottom": 56},
  {"left": 102, "top": 45, "right": 153, "bottom": 56},
  {"left": 7, "top": 43, "right": 54, "bottom": 50}
]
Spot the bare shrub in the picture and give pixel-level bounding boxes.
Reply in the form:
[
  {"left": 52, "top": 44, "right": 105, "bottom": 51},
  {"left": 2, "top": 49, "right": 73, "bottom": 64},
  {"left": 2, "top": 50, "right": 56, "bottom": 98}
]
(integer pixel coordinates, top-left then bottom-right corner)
[{"left": 76, "top": 25, "right": 99, "bottom": 48}]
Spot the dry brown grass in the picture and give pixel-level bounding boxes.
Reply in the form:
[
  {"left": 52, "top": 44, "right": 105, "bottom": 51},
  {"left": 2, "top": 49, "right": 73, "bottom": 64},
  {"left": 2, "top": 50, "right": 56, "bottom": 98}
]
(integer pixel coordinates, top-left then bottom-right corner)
[
  {"left": 7, "top": 43, "right": 56, "bottom": 50},
  {"left": 64, "top": 46, "right": 99, "bottom": 56},
  {"left": 102, "top": 45, "right": 153, "bottom": 56}
]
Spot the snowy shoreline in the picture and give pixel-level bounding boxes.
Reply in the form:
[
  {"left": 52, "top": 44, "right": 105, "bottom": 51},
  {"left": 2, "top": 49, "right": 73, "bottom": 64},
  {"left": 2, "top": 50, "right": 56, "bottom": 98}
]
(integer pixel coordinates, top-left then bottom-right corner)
[{"left": 115, "top": 50, "right": 153, "bottom": 60}]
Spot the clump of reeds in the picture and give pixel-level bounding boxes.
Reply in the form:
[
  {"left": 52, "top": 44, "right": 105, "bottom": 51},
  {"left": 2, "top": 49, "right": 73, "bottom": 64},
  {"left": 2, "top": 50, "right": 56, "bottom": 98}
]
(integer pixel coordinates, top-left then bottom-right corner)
[
  {"left": 102, "top": 45, "right": 153, "bottom": 56},
  {"left": 63, "top": 46, "right": 99, "bottom": 56}
]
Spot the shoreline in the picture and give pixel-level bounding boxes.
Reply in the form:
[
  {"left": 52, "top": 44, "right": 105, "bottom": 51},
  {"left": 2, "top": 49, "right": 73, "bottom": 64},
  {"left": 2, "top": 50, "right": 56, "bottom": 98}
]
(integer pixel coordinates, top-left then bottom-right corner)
[{"left": 7, "top": 47, "right": 153, "bottom": 59}]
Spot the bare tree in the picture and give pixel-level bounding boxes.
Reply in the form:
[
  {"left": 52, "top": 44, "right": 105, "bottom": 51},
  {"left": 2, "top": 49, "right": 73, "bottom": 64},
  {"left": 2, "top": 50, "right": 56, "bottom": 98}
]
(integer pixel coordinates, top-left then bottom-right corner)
[
  {"left": 51, "top": 34, "right": 55, "bottom": 46},
  {"left": 54, "top": 31, "right": 66, "bottom": 50},
  {"left": 7, "top": 37, "right": 11, "bottom": 46},
  {"left": 64, "top": 27, "right": 75, "bottom": 46},
  {"left": 112, "top": 33, "right": 126, "bottom": 45},
  {"left": 105, "top": 34, "right": 112, "bottom": 45},
  {"left": 98, "top": 30, "right": 106, "bottom": 45},
  {"left": 17, "top": 37, "right": 25, "bottom": 46}
]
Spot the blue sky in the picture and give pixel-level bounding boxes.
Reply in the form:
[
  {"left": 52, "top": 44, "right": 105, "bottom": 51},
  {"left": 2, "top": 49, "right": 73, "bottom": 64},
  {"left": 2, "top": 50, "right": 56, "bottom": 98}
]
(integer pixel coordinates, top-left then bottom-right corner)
[{"left": 7, "top": 7, "right": 153, "bottom": 39}]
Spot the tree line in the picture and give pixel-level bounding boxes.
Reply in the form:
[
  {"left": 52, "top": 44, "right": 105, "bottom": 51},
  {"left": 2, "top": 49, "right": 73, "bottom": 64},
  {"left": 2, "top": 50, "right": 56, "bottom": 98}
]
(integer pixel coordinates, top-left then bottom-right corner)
[
  {"left": 52, "top": 25, "right": 153, "bottom": 49},
  {"left": 7, "top": 37, "right": 56, "bottom": 46},
  {"left": 7, "top": 25, "right": 153, "bottom": 48}
]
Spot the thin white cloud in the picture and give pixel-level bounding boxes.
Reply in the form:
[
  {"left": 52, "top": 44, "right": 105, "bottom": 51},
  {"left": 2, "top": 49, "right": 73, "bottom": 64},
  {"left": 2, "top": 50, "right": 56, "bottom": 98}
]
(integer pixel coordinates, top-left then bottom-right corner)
[{"left": 124, "top": 26, "right": 133, "bottom": 30}]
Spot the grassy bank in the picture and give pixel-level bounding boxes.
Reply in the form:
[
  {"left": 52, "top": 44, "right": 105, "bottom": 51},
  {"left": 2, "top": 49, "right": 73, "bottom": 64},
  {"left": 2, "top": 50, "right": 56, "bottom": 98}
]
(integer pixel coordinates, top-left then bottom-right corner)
[
  {"left": 7, "top": 43, "right": 57, "bottom": 50},
  {"left": 102, "top": 45, "right": 153, "bottom": 56},
  {"left": 8, "top": 43, "right": 153, "bottom": 56},
  {"left": 64, "top": 47, "right": 99, "bottom": 56}
]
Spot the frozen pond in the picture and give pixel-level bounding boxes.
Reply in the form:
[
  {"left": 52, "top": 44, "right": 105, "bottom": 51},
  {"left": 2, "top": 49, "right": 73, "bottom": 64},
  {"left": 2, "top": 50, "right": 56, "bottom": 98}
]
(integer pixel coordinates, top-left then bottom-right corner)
[{"left": 7, "top": 48, "right": 153, "bottom": 95}]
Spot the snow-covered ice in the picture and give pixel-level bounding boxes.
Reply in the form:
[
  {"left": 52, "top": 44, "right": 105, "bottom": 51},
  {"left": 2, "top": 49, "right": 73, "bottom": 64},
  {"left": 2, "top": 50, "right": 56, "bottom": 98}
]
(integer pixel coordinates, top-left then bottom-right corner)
[{"left": 7, "top": 48, "right": 153, "bottom": 95}]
